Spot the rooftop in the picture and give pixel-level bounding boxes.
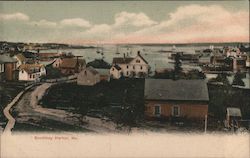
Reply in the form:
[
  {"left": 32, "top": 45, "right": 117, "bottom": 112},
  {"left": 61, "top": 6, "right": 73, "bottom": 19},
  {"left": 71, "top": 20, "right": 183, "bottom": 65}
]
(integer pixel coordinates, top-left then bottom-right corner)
[
  {"left": 0, "top": 54, "right": 17, "bottom": 63},
  {"left": 60, "top": 58, "right": 86, "bottom": 68},
  {"left": 19, "top": 64, "right": 44, "bottom": 74},
  {"left": 227, "top": 107, "right": 242, "bottom": 117},
  {"left": 144, "top": 79, "right": 209, "bottom": 101},
  {"left": 112, "top": 57, "right": 134, "bottom": 64}
]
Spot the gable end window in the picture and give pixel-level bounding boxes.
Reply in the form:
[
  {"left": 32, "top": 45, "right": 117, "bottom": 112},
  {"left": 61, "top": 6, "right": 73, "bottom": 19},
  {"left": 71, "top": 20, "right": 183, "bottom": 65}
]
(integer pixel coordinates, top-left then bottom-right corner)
[{"left": 136, "top": 59, "right": 140, "bottom": 63}]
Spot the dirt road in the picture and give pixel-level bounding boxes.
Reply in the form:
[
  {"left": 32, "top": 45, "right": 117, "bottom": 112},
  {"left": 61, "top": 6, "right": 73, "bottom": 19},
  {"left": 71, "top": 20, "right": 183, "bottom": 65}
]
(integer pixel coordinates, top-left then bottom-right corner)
[{"left": 12, "top": 84, "right": 91, "bottom": 132}]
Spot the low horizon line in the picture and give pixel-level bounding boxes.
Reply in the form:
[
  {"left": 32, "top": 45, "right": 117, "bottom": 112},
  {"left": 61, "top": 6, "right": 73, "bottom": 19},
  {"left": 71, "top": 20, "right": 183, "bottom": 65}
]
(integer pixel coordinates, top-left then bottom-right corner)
[{"left": 1, "top": 40, "right": 249, "bottom": 46}]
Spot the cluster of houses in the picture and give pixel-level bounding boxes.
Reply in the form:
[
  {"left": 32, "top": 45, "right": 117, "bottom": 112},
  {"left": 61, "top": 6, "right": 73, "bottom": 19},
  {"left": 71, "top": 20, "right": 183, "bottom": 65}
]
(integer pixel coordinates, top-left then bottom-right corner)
[
  {"left": 198, "top": 46, "right": 250, "bottom": 72},
  {"left": 1, "top": 45, "right": 249, "bottom": 127},
  {"left": 0, "top": 53, "right": 46, "bottom": 82}
]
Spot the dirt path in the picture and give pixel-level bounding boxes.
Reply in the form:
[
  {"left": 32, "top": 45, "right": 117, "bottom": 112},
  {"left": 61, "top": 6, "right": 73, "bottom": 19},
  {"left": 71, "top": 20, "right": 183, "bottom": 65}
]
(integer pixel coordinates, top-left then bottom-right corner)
[
  {"left": 3, "top": 85, "right": 33, "bottom": 135},
  {"left": 11, "top": 83, "right": 117, "bottom": 133}
]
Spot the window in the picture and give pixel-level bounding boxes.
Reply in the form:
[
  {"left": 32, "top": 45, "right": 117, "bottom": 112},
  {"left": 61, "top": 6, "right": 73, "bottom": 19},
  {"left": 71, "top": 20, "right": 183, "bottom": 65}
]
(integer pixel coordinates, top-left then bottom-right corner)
[
  {"left": 172, "top": 106, "right": 180, "bottom": 117},
  {"left": 29, "top": 74, "right": 32, "bottom": 78},
  {"left": 127, "top": 65, "right": 129, "bottom": 69},
  {"left": 136, "top": 59, "right": 140, "bottom": 63},
  {"left": 21, "top": 70, "right": 24, "bottom": 73},
  {"left": 112, "top": 68, "right": 114, "bottom": 71},
  {"left": 154, "top": 105, "right": 161, "bottom": 116},
  {"left": 84, "top": 71, "right": 87, "bottom": 76},
  {"left": 133, "top": 66, "right": 135, "bottom": 70},
  {"left": 140, "top": 66, "right": 143, "bottom": 70}
]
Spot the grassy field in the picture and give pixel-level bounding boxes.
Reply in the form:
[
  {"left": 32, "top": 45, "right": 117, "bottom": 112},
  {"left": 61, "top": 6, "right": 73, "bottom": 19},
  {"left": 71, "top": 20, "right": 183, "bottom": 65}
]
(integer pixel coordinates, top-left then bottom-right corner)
[
  {"left": 41, "top": 78, "right": 145, "bottom": 126},
  {"left": 40, "top": 79, "right": 250, "bottom": 130}
]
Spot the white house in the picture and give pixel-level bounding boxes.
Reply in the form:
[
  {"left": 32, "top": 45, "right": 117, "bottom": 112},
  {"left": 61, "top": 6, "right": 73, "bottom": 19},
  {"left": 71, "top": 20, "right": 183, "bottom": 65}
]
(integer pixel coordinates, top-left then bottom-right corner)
[
  {"left": 77, "top": 66, "right": 100, "bottom": 86},
  {"left": 110, "top": 51, "right": 149, "bottom": 78},
  {"left": 52, "top": 58, "right": 62, "bottom": 68},
  {"left": 110, "top": 65, "right": 122, "bottom": 79},
  {"left": 19, "top": 64, "right": 46, "bottom": 81},
  {"left": 13, "top": 53, "right": 27, "bottom": 68}
]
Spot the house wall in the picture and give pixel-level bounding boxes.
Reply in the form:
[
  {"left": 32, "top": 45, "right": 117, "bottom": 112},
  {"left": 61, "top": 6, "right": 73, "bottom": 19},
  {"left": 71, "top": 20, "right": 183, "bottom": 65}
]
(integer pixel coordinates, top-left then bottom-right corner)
[
  {"left": 19, "top": 70, "right": 29, "bottom": 80},
  {"left": 77, "top": 69, "right": 100, "bottom": 86},
  {"left": 52, "top": 58, "right": 62, "bottom": 68},
  {"left": 5, "top": 63, "right": 17, "bottom": 81},
  {"left": 0, "top": 63, "right": 4, "bottom": 73},
  {"left": 19, "top": 66, "right": 46, "bottom": 81},
  {"left": 13, "top": 56, "right": 25, "bottom": 68},
  {"left": 145, "top": 100, "right": 208, "bottom": 121},
  {"left": 110, "top": 67, "right": 121, "bottom": 79},
  {"left": 100, "top": 75, "right": 110, "bottom": 81},
  {"left": 116, "top": 56, "right": 149, "bottom": 78}
]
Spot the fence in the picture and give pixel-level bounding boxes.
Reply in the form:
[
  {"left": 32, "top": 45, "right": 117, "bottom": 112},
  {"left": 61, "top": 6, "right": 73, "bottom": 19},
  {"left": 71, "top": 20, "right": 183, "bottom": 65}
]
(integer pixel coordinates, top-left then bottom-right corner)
[{"left": 42, "top": 74, "right": 77, "bottom": 83}]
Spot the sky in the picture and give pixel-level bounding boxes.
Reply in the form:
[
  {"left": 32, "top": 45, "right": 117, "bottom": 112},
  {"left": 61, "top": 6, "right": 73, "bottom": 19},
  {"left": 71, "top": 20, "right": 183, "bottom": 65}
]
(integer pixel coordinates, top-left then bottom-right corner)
[{"left": 0, "top": 1, "right": 249, "bottom": 44}]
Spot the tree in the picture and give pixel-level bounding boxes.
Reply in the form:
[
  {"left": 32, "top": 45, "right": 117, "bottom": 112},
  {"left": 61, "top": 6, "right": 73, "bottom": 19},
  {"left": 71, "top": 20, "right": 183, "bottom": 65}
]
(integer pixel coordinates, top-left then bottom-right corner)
[
  {"left": 232, "top": 71, "right": 245, "bottom": 86},
  {"left": 173, "top": 52, "right": 182, "bottom": 80},
  {"left": 215, "top": 73, "right": 230, "bottom": 85}
]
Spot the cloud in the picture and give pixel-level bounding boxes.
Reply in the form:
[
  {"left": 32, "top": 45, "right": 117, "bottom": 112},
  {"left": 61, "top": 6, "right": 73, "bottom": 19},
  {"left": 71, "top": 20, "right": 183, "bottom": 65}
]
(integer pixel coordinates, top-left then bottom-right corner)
[
  {"left": 1, "top": 5, "right": 249, "bottom": 44},
  {"left": 86, "top": 24, "right": 111, "bottom": 34},
  {"left": 109, "top": 5, "right": 249, "bottom": 43},
  {"left": 0, "top": 12, "right": 29, "bottom": 21},
  {"left": 29, "top": 19, "right": 57, "bottom": 28},
  {"left": 114, "top": 11, "right": 157, "bottom": 27},
  {"left": 60, "top": 18, "right": 91, "bottom": 27}
]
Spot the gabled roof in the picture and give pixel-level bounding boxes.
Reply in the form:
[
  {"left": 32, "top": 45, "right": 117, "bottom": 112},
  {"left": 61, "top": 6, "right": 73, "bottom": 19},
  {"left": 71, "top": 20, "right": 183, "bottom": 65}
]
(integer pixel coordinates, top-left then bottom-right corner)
[
  {"left": 112, "top": 57, "right": 134, "bottom": 64},
  {"left": 137, "top": 53, "right": 148, "bottom": 64},
  {"left": 112, "top": 64, "right": 121, "bottom": 71},
  {"left": 15, "top": 53, "right": 27, "bottom": 62},
  {"left": 0, "top": 54, "right": 17, "bottom": 63},
  {"left": 145, "top": 79, "right": 209, "bottom": 101},
  {"left": 112, "top": 52, "right": 148, "bottom": 65},
  {"left": 60, "top": 58, "right": 86, "bottom": 68},
  {"left": 19, "top": 64, "right": 44, "bottom": 74}
]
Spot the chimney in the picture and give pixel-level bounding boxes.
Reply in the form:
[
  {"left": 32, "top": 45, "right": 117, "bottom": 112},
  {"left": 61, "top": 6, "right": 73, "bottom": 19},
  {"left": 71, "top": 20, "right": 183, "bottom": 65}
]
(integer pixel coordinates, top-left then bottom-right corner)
[
  {"left": 123, "top": 53, "right": 126, "bottom": 61},
  {"left": 137, "top": 51, "right": 140, "bottom": 55}
]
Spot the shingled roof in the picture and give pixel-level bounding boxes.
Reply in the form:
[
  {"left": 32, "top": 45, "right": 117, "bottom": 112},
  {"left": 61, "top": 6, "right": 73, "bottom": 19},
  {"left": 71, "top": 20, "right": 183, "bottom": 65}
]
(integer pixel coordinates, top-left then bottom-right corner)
[
  {"left": 15, "top": 53, "right": 27, "bottom": 62},
  {"left": 112, "top": 57, "right": 134, "bottom": 64},
  {"left": 144, "top": 79, "right": 209, "bottom": 101},
  {"left": 0, "top": 54, "right": 17, "bottom": 63},
  {"left": 19, "top": 64, "right": 44, "bottom": 74},
  {"left": 60, "top": 58, "right": 86, "bottom": 68},
  {"left": 112, "top": 51, "right": 148, "bottom": 64}
]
